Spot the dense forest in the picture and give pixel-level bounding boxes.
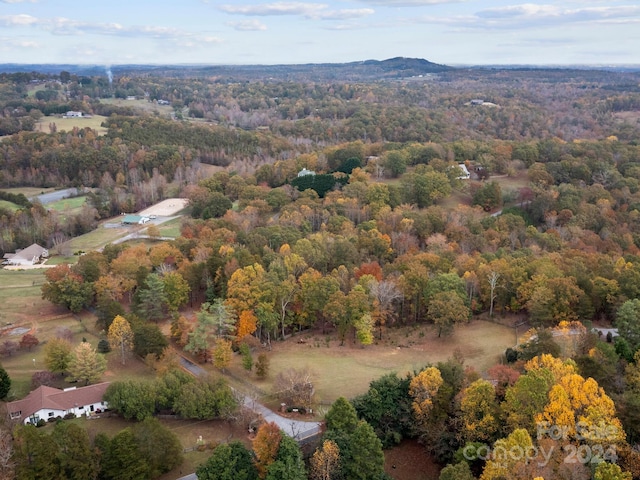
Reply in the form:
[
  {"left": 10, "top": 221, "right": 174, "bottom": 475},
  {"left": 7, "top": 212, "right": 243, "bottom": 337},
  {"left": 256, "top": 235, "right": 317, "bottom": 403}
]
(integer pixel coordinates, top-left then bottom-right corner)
[{"left": 2, "top": 63, "right": 640, "bottom": 479}]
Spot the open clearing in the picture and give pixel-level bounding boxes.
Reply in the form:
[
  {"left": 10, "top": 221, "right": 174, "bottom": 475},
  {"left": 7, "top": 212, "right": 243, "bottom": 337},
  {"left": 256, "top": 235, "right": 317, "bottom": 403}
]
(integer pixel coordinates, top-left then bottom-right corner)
[
  {"left": 0, "top": 269, "right": 60, "bottom": 326},
  {"left": 0, "top": 187, "right": 55, "bottom": 197},
  {"left": 0, "top": 199, "right": 20, "bottom": 212},
  {"left": 35, "top": 115, "right": 108, "bottom": 135},
  {"left": 46, "top": 195, "right": 88, "bottom": 213},
  {"left": 100, "top": 97, "right": 174, "bottom": 117},
  {"left": 139, "top": 198, "right": 189, "bottom": 217},
  {"left": 227, "top": 320, "right": 515, "bottom": 407}
]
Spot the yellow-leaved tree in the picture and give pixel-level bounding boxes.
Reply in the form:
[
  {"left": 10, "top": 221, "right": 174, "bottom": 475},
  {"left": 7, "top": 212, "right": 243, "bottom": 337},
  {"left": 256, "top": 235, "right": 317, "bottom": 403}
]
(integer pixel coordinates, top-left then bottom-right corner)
[
  {"left": 309, "top": 439, "right": 340, "bottom": 480},
  {"left": 409, "top": 366, "right": 443, "bottom": 426},
  {"left": 536, "top": 372, "right": 625, "bottom": 444},
  {"left": 108, "top": 315, "right": 134, "bottom": 365}
]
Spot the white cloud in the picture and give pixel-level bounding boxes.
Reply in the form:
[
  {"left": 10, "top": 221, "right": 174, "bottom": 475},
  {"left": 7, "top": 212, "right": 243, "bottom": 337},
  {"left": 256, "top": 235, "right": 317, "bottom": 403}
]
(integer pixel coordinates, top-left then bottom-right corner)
[
  {"left": 227, "top": 19, "right": 268, "bottom": 31},
  {"left": 408, "top": 4, "right": 640, "bottom": 29},
  {"left": 219, "top": 2, "right": 374, "bottom": 20},
  {"left": 475, "top": 4, "right": 640, "bottom": 27},
  {"left": 0, "top": 0, "right": 38, "bottom": 3},
  {"left": 0, "top": 13, "right": 221, "bottom": 44},
  {"left": 0, "top": 14, "right": 39, "bottom": 26},
  {"left": 0, "top": 36, "right": 38, "bottom": 50},
  {"left": 353, "top": 0, "right": 464, "bottom": 5}
]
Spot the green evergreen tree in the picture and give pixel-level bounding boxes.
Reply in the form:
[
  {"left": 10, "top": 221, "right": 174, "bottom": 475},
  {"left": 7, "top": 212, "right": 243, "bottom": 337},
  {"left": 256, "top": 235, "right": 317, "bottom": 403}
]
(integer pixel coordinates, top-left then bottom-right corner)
[
  {"left": 343, "top": 420, "right": 385, "bottom": 480},
  {"left": 325, "top": 397, "right": 359, "bottom": 434},
  {"left": 132, "top": 418, "right": 184, "bottom": 477},
  {"left": 196, "top": 441, "right": 258, "bottom": 480},
  {"left": 136, "top": 273, "right": 168, "bottom": 322},
  {"left": 100, "top": 429, "right": 149, "bottom": 480},
  {"left": 51, "top": 422, "right": 99, "bottom": 480},
  {"left": 13, "top": 425, "right": 64, "bottom": 480},
  {"left": 266, "top": 435, "right": 307, "bottom": 480},
  {"left": 0, "top": 364, "right": 10, "bottom": 399}
]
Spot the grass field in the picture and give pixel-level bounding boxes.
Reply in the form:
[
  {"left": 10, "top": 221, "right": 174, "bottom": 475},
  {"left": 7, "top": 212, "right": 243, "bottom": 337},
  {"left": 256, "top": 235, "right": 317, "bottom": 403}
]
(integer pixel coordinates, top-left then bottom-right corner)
[
  {"left": 100, "top": 97, "right": 174, "bottom": 117},
  {"left": 1, "top": 312, "right": 102, "bottom": 397},
  {"left": 225, "top": 319, "right": 515, "bottom": 408},
  {"left": 46, "top": 195, "right": 88, "bottom": 213},
  {"left": 0, "top": 199, "right": 20, "bottom": 212},
  {"left": 0, "top": 269, "right": 52, "bottom": 326},
  {"left": 154, "top": 217, "right": 182, "bottom": 238},
  {"left": 0, "top": 187, "right": 55, "bottom": 197},
  {"left": 35, "top": 115, "right": 108, "bottom": 135},
  {"left": 63, "top": 224, "right": 131, "bottom": 252}
]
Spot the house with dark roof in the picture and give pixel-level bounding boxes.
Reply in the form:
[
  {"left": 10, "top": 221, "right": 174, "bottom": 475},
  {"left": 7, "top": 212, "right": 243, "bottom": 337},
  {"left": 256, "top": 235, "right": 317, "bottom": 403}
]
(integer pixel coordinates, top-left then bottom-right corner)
[
  {"left": 6, "top": 382, "right": 110, "bottom": 425},
  {"left": 2, "top": 243, "right": 48, "bottom": 266}
]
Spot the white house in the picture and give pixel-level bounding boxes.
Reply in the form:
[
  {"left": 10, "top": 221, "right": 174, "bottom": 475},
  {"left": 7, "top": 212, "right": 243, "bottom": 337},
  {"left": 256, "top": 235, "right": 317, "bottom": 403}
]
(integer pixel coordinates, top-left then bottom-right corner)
[
  {"left": 457, "top": 163, "right": 471, "bottom": 180},
  {"left": 2, "top": 243, "right": 48, "bottom": 266},
  {"left": 64, "top": 111, "right": 83, "bottom": 118},
  {"left": 297, "top": 168, "right": 316, "bottom": 177},
  {"left": 7, "top": 382, "right": 110, "bottom": 425}
]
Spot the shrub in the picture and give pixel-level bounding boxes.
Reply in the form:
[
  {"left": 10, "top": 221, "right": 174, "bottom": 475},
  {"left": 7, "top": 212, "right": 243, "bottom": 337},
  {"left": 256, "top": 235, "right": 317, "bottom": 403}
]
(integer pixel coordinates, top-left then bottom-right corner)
[
  {"left": 255, "top": 353, "right": 270, "bottom": 379},
  {"left": 239, "top": 343, "right": 253, "bottom": 371},
  {"left": 505, "top": 347, "right": 519, "bottom": 363},
  {"left": 97, "top": 339, "right": 111, "bottom": 353}
]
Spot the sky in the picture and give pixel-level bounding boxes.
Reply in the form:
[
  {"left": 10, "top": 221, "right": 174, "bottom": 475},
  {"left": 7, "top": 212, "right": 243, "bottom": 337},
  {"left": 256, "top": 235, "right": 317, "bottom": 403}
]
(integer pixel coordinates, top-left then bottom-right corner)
[{"left": 0, "top": 0, "right": 639, "bottom": 66}]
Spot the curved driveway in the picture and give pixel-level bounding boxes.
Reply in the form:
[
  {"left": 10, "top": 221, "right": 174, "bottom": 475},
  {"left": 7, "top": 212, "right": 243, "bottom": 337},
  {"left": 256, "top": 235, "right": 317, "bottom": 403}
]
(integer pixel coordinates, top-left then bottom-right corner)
[{"left": 179, "top": 356, "right": 322, "bottom": 440}]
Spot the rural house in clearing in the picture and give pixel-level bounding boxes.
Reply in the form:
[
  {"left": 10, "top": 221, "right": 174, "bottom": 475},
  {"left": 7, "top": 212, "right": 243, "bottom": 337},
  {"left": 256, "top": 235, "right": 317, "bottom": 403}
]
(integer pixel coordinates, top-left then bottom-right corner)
[
  {"left": 2, "top": 243, "right": 48, "bottom": 266},
  {"left": 7, "top": 382, "right": 110, "bottom": 425}
]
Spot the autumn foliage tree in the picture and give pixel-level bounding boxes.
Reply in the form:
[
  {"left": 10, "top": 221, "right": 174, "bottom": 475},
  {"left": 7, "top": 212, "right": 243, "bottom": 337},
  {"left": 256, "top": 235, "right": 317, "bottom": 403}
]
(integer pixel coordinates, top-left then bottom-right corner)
[
  {"left": 309, "top": 440, "right": 340, "bottom": 480},
  {"left": 409, "top": 366, "right": 444, "bottom": 426},
  {"left": 66, "top": 342, "right": 107, "bottom": 385},
  {"left": 108, "top": 315, "right": 134, "bottom": 365},
  {"left": 252, "top": 422, "right": 282, "bottom": 479},
  {"left": 237, "top": 310, "right": 258, "bottom": 339}
]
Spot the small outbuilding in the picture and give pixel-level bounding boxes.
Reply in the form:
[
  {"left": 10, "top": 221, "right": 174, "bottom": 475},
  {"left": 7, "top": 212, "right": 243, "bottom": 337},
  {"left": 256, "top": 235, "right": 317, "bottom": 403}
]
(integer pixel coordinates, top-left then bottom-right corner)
[{"left": 121, "top": 214, "right": 149, "bottom": 225}]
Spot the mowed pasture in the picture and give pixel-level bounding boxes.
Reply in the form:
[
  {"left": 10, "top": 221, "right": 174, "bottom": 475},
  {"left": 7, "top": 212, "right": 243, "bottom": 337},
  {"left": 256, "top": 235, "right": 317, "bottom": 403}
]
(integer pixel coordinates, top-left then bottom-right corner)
[
  {"left": 0, "top": 269, "right": 58, "bottom": 326},
  {"left": 0, "top": 199, "right": 20, "bottom": 212},
  {"left": 229, "top": 320, "right": 515, "bottom": 408},
  {"left": 63, "top": 224, "right": 131, "bottom": 252},
  {"left": 0, "top": 310, "right": 102, "bottom": 398},
  {"left": 0, "top": 187, "right": 55, "bottom": 198},
  {"left": 100, "top": 97, "right": 174, "bottom": 117},
  {"left": 46, "top": 195, "right": 88, "bottom": 213},
  {"left": 35, "top": 115, "right": 108, "bottom": 135}
]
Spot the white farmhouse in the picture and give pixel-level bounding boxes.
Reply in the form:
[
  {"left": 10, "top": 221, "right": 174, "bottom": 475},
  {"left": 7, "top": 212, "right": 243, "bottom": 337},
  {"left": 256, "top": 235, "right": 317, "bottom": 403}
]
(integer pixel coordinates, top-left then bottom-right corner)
[
  {"left": 2, "top": 243, "right": 48, "bottom": 266},
  {"left": 7, "top": 382, "right": 110, "bottom": 425}
]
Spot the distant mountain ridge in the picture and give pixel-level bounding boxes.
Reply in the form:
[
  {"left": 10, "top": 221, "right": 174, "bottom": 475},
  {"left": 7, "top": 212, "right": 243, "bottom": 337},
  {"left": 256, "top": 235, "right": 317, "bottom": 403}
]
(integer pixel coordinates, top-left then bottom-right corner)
[{"left": 0, "top": 57, "right": 452, "bottom": 81}]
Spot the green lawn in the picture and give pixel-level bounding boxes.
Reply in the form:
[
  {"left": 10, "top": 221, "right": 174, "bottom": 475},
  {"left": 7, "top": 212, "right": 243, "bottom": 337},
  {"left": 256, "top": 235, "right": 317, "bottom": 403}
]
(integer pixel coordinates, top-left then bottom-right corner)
[
  {"left": 64, "top": 224, "right": 131, "bottom": 252},
  {"left": 1, "top": 314, "right": 103, "bottom": 398},
  {"left": 46, "top": 195, "right": 88, "bottom": 213},
  {"left": 45, "top": 255, "right": 78, "bottom": 266},
  {"left": 0, "top": 199, "right": 20, "bottom": 212},
  {"left": 35, "top": 115, "right": 108, "bottom": 135},
  {"left": 224, "top": 319, "right": 515, "bottom": 409},
  {"left": 154, "top": 217, "right": 182, "bottom": 238},
  {"left": 0, "top": 269, "right": 49, "bottom": 325}
]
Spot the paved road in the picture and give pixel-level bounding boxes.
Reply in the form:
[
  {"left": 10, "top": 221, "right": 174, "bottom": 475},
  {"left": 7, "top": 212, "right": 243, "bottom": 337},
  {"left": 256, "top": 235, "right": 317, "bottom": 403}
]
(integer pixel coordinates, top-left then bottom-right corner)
[
  {"left": 176, "top": 356, "right": 322, "bottom": 480},
  {"left": 179, "top": 356, "right": 322, "bottom": 440},
  {"left": 31, "top": 187, "right": 83, "bottom": 205}
]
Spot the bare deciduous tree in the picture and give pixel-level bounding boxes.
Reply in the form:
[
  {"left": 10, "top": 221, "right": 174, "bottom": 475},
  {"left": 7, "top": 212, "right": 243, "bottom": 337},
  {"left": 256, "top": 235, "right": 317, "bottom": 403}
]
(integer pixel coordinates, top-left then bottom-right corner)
[{"left": 273, "top": 367, "right": 315, "bottom": 409}]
